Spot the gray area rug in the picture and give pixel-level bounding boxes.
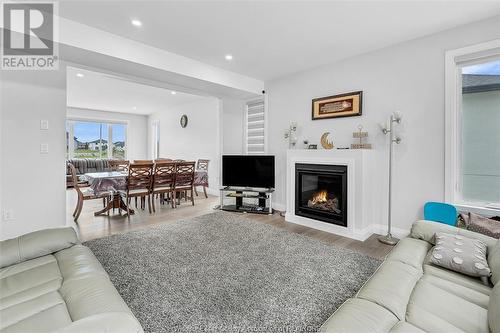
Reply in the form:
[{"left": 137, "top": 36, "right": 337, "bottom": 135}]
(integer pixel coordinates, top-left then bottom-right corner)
[{"left": 84, "top": 212, "right": 381, "bottom": 333}]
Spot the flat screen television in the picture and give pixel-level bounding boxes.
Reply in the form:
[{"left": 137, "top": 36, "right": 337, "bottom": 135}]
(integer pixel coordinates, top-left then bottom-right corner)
[{"left": 222, "top": 155, "right": 275, "bottom": 189}]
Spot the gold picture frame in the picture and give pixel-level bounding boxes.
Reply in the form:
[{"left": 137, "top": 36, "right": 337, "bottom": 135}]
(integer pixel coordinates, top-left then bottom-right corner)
[{"left": 312, "top": 91, "right": 362, "bottom": 120}]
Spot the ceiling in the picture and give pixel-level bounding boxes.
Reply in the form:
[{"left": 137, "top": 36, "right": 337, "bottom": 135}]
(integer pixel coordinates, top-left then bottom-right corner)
[
  {"left": 60, "top": 1, "right": 500, "bottom": 80},
  {"left": 66, "top": 67, "right": 204, "bottom": 115}
]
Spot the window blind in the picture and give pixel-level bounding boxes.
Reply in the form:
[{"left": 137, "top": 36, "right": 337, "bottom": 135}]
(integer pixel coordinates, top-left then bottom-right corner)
[{"left": 246, "top": 99, "right": 265, "bottom": 153}]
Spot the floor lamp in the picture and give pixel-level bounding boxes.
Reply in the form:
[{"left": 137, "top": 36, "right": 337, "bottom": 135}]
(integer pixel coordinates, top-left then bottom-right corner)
[{"left": 378, "top": 112, "right": 402, "bottom": 246}]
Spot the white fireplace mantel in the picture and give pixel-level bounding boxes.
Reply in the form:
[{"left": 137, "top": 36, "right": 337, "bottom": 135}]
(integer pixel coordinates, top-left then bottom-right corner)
[{"left": 285, "top": 149, "right": 384, "bottom": 241}]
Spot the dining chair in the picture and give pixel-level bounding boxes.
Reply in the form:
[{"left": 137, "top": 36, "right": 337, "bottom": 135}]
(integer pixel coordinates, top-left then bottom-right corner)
[
  {"left": 151, "top": 161, "right": 176, "bottom": 211},
  {"left": 194, "top": 159, "right": 210, "bottom": 198},
  {"left": 173, "top": 162, "right": 195, "bottom": 207},
  {"left": 172, "top": 159, "right": 185, "bottom": 162},
  {"left": 155, "top": 158, "right": 173, "bottom": 162},
  {"left": 109, "top": 159, "right": 129, "bottom": 172},
  {"left": 120, "top": 162, "right": 154, "bottom": 215},
  {"left": 68, "top": 163, "right": 110, "bottom": 222}
]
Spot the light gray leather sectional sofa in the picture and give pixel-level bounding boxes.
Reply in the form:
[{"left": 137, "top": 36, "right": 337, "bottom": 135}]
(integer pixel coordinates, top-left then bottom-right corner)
[
  {"left": 0, "top": 228, "right": 143, "bottom": 333},
  {"left": 320, "top": 220, "right": 500, "bottom": 333}
]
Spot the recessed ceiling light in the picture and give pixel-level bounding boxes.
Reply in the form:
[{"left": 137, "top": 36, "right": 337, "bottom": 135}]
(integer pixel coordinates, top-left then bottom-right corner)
[
  {"left": 76, "top": 73, "right": 84, "bottom": 78},
  {"left": 171, "top": 91, "right": 176, "bottom": 95},
  {"left": 225, "top": 54, "right": 233, "bottom": 61},
  {"left": 131, "top": 19, "right": 142, "bottom": 27}
]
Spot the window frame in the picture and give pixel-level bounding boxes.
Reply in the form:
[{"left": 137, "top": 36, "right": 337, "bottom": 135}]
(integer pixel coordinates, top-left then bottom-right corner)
[
  {"left": 66, "top": 117, "right": 128, "bottom": 160},
  {"left": 445, "top": 39, "right": 500, "bottom": 215}
]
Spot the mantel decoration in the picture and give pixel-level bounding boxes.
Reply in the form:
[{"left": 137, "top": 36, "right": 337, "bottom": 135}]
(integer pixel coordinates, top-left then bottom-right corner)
[
  {"left": 284, "top": 122, "right": 298, "bottom": 148},
  {"left": 180, "top": 114, "right": 188, "bottom": 128},
  {"left": 312, "top": 91, "right": 362, "bottom": 120},
  {"left": 320, "top": 132, "right": 334, "bottom": 149},
  {"left": 351, "top": 124, "right": 372, "bottom": 149},
  {"left": 378, "top": 112, "right": 403, "bottom": 246}
]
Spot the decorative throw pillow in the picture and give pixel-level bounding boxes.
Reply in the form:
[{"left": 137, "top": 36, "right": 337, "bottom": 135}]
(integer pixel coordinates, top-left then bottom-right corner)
[
  {"left": 430, "top": 232, "right": 491, "bottom": 278},
  {"left": 462, "top": 212, "right": 500, "bottom": 239}
]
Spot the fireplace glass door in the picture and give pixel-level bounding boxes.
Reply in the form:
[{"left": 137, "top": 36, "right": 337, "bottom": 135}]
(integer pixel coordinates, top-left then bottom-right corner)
[{"left": 295, "top": 164, "right": 347, "bottom": 226}]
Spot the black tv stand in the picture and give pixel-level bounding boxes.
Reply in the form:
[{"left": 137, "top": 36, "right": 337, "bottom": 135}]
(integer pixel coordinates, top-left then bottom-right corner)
[{"left": 219, "top": 187, "right": 274, "bottom": 215}]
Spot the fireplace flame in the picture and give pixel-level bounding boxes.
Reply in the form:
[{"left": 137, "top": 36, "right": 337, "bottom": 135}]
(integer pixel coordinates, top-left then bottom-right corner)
[{"left": 311, "top": 190, "right": 328, "bottom": 205}]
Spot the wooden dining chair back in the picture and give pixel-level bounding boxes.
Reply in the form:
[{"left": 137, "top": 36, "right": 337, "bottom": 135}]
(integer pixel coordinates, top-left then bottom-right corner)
[
  {"left": 196, "top": 159, "right": 210, "bottom": 171},
  {"left": 155, "top": 158, "right": 173, "bottom": 162},
  {"left": 68, "top": 163, "right": 109, "bottom": 222},
  {"left": 151, "top": 161, "right": 176, "bottom": 211},
  {"left": 194, "top": 159, "right": 210, "bottom": 198},
  {"left": 109, "top": 159, "right": 129, "bottom": 172},
  {"left": 172, "top": 159, "right": 185, "bottom": 163},
  {"left": 173, "top": 161, "right": 196, "bottom": 207},
  {"left": 122, "top": 162, "right": 154, "bottom": 215}
]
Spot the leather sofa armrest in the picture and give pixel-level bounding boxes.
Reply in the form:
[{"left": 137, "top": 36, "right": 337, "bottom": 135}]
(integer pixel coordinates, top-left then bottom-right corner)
[
  {"left": 51, "top": 313, "right": 143, "bottom": 333},
  {"left": 411, "top": 220, "right": 497, "bottom": 251},
  {"left": 0, "top": 227, "right": 79, "bottom": 268}
]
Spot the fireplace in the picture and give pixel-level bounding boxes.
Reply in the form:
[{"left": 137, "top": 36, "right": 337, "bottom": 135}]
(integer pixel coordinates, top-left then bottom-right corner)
[{"left": 295, "top": 163, "right": 347, "bottom": 227}]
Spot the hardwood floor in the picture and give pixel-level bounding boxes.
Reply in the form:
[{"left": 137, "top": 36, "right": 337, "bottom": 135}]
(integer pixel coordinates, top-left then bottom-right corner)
[{"left": 67, "top": 189, "right": 393, "bottom": 260}]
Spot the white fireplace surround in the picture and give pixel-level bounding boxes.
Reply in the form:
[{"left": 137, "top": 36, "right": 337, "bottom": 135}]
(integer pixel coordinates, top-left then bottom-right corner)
[{"left": 285, "top": 149, "right": 384, "bottom": 241}]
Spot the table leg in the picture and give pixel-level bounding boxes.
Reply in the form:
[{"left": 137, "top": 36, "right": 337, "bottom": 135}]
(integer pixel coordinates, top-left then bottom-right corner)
[{"left": 94, "top": 194, "right": 135, "bottom": 216}]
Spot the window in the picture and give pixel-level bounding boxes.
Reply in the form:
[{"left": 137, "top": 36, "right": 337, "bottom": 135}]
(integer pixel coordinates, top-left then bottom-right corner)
[
  {"left": 461, "top": 60, "right": 500, "bottom": 205},
  {"left": 66, "top": 120, "right": 127, "bottom": 159},
  {"left": 445, "top": 40, "right": 500, "bottom": 213},
  {"left": 245, "top": 98, "right": 266, "bottom": 154}
]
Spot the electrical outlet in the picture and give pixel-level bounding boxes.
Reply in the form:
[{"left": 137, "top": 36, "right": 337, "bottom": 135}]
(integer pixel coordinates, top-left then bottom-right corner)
[
  {"left": 40, "top": 143, "right": 49, "bottom": 154},
  {"left": 40, "top": 120, "right": 49, "bottom": 130},
  {"left": 2, "top": 209, "right": 14, "bottom": 221}
]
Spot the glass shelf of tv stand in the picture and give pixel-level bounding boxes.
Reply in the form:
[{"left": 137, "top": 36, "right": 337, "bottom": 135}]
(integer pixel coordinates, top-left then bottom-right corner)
[{"left": 219, "top": 187, "right": 274, "bottom": 215}]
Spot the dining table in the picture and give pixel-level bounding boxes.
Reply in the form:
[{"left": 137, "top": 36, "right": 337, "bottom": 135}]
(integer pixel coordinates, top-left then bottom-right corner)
[
  {"left": 82, "top": 169, "right": 208, "bottom": 216},
  {"left": 83, "top": 171, "right": 135, "bottom": 216}
]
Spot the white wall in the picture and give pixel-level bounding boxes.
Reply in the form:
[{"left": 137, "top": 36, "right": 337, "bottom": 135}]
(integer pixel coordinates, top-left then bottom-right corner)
[
  {"left": 221, "top": 98, "right": 245, "bottom": 154},
  {"left": 66, "top": 107, "right": 148, "bottom": 160},
  {"left": 265, "top": 16, "right": 500, "bottom": 232},
  {"left": 148, "top": 97, "right": 221, "bottom": 193},
  {"left": 1, "top": 66, "right": 67, "bottom": 240}
]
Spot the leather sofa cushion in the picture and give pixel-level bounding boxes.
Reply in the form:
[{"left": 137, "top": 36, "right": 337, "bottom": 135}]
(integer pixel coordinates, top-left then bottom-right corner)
[
  {"left": 319, "top": 298, "right": 398, "bottom": 333},
  {"left": 421, "top": 274, "right": 490, "bottom": 309},
  {"left": 489, "top": 284, "right": 500, "bottom": 333},
  {"left": 423, "top": 254, "right": 492, "bottom": 296},
  {"left": 385, "top": 238, "right": 431, "bottom": 271},
  {"left": 389, "top": 322, "right": 425, "bottom": 333},
  {"left": 59, "top": 274, "right": 133, "bottom": 321},
  {"left": 1, "top": 291, "right": 72, "bottom": 333},
  {"left": 411, "top": 220, "right": 497, "bottom": 254},
  {"left": 357, "top": 260, "right": 421, "bottom": 320},
  {"left": 489, "top": 239, "right": 500, "bottom": 285},
  {"left": 407, "top": 279, "right": 489, "bottom": 333},
  {"left": 0, "top": 255, "right": 62, "bottom": 307},
  {"left": 0, "top": 228, "right": 78, "bottom": 269},
  {"left": 54, "top": 245, "right": 109, "bottom": 281},
  {"left": 51, "top": 312, "right": 144, "bottom": 333}
]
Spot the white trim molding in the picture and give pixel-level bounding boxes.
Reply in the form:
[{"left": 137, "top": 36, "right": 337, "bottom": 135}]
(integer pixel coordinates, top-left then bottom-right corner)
[{"left": 444, "top": 39, "right": 500, "bottom": 214}]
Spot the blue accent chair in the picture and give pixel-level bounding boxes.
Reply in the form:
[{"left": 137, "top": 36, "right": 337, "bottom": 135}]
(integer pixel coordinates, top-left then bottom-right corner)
[{"left": 424, "top": 202, "right": 458, "bottom": 226}]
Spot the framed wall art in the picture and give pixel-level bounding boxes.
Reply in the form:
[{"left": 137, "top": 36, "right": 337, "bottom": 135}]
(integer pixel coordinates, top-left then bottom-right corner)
[{"left": 312, "top": 91, "right": 362, "bottom": 120}]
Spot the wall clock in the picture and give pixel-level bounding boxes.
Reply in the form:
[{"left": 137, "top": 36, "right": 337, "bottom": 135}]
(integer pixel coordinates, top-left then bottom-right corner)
[{"left": 180, "top": 114, "right": 188, "bottom": 128}]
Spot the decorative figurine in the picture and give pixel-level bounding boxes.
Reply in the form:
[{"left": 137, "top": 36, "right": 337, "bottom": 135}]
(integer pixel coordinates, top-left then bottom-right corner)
[
  {"left": 320, "top": 132, "right": 334, "bottom": 149},
  {"left": 351, "top": 124, "right": 372, "bottom": 149}
]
